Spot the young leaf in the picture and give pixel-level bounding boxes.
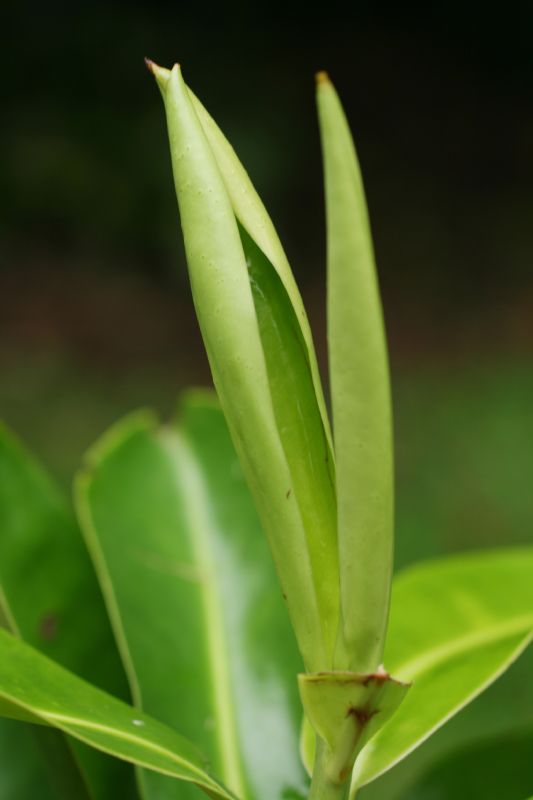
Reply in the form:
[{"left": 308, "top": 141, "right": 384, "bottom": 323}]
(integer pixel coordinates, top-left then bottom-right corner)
[
  {"left": 75, "top": 394, "right": 307, "bottom": 800},
  {"left": 148, "top": 61, "right": 338, "bottom": 672},
  {"left": 0, "top": 423, "right": 136, "bottom": 799},
  {"left": 187, "top": 87, "right": 333, "bottom": 455},
  {"left": 317, "top": 74, "right": 393, "bottom": 673},
  {"left": 0, "top": 628, "right": 237, "bottom": 800},
  {"left": 349, "top": 549, "right": 533, "bottom": 792},
  {"left": 241, "top": 226, "right": 338, "bottom": 654}
]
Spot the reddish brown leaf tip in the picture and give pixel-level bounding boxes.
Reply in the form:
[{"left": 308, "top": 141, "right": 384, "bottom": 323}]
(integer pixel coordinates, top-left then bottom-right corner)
[
  {"left": 315, "top": 70, "right": 331, "bottom": 85},
  {"left": 144, "top": 57, "right": 156, "bottom": 74}
]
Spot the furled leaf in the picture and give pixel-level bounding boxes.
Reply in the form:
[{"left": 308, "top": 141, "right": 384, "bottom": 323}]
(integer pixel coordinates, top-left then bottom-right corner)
[
  {"left": 349, "top": 549, "right": 533, "bottom": 793},
  {"left": 148, "top": 61, "right": 338, "bottom": 672},
  {"left": 75, "top": 394, "right": 307, "bottom": 800},
  {"left": 241, "top": 226, "right": 339, "bottom": 661},
  {"left": 190, "top": 103, "right": 339, "bottom": 651},
  {"left": 188, "top": 87, "right": 333, "bottom": 455},
  {"left": 0, "top": 422, "right": 136, "bottom": 798},
  {"left": 316, "top": 73, "right": 393, "bottom": 673},
  {"left": 0, "top": 628, "right": 237, "bottom": 800}
]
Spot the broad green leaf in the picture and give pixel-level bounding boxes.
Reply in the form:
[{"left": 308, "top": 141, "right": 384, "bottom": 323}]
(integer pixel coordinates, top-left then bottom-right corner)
[
  {"left": 149, "top": 61, "right": 338, "bottom": 671},
  {"left": 349, "top": 549, "right": 533, "bottom": 793},
  {"left": 317, "top": 74, "right": 393, "bottom": 673},
  {"left": 0, "top": 695, "right": 43, "bottom": 724},
  {"left": 75, "top": 394, "right": 307, "bottom": 800},
  {"left": 357, "top": 643, "right": 533, "bottom": 799},
  {"left": 0, "top": 423, "right": 136, "bottom": 799},
  {"left": 0, "top": 628, "right": 236, "bottom": 800}
]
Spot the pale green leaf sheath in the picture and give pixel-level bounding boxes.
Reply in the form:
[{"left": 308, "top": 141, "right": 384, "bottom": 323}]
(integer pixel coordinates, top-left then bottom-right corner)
[
  {"left": 148, "top": 62, "right": 338, "bottom": 673},
  {"left": 75, "top": 396, "right": 307, "bottom": 800},
  {"left": 0, "top": 628, "right": 236, "bottom": 800},
  {"left": 317, "top": 73, "right": 394, "bottom": 675}
]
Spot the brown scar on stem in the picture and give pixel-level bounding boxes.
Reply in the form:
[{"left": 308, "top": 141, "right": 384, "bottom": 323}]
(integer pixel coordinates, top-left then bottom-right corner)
[
  {"left": 286, "top": 488, "right": 292, "bottom": 499},
  {"left": 346, "top": 706, "right": 379, "bottom": 725},
  {"left": 362, "top": 670, "right": 390, "bottom": 686},
  {"left": 308, "top": 670, "right": 391, "bottom": 685},
  {"left": 335, "top": 707, "right": 380, "bottom": 782}
]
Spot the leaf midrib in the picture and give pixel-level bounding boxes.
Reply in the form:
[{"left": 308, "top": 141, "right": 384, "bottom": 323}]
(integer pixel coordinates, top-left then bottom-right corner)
[
  {"left": 0, "top": 693, "right": 229, "bottom": 798},
  {"left": 158, "top": 428, "right": 248, "bottom": 800},
  {"left": 354, "top": 628, "right": 533, "bottom": 790},
  {"left": 392, "top": 614, "right": 533, "bottom": 680}
]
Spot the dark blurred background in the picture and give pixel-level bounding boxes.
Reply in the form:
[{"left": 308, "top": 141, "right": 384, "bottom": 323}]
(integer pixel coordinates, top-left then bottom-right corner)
[{"left": 1, "top": 4, "right": 532, "bottom": 797}]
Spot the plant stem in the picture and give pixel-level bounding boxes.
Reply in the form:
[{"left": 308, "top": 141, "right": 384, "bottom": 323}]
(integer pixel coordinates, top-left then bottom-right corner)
[{"left": 309, "top": 739, "right": 350, "bottom": 800}]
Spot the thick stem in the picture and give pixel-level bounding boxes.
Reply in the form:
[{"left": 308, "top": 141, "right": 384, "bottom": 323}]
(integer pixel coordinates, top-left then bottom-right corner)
[{"left": 309, "top": 739, "right": 350, "bottom": 800}]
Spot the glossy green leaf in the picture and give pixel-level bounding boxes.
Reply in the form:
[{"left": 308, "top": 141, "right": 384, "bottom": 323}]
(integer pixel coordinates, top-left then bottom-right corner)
[
  {"left": 317, "top": 74, "right": 393, "bottom": 673},
  {"left": 0, "top": 628, "right": 236, "bottom": 800},
  {"left": 349, "top": 549, "right": 533, "bottom": 793},
  {"left": 149, "top": 61, "right": 338, "bottom": 671},
  {"left": 75, "top": 393, "right": 307, "bottom": 800},
  {"left": 0, "top": 423, "right": 136, "bottom": 799},
  {"left": 358, "top": 644, "right": 533, "bottom": 799}
]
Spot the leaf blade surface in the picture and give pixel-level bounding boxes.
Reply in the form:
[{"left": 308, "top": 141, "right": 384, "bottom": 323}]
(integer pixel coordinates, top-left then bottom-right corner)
[
  {"left": 350, "top": 549, "right": 533, "bottom": 791},
  {"left": 75, "top": 396, "right": 307, "bottom": 800},
  {"left": 0, "top": 628, "right": 236, "bottom": 800}
]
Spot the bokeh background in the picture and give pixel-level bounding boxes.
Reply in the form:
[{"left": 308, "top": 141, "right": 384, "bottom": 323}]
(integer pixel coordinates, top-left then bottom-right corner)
[{"left": 2, "top": 4, "right": 533, "bottom": 798}]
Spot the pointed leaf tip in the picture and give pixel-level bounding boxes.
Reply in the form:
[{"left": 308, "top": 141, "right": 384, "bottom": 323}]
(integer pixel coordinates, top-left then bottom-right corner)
[
  {"left": 144, "top": 58, "right": 174, "bottom": 91},
  {"left": 144, "top": 56, "right": 156, "bottom": 74},
  {"left": 315, "top": 70, "right": 331, "bottom": 86}
]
